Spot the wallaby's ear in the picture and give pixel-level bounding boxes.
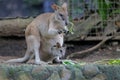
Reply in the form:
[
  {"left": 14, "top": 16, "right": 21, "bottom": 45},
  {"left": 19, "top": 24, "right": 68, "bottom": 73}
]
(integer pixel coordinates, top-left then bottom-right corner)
[
  {"left": 56, "top": 42, "right": 61, "bottom": 48},
  {"left": 51, "top": 3, "right": 60, "bottom": 10},
  {"left": 62, "top": 2, "right": 67, "bottom": 11}
]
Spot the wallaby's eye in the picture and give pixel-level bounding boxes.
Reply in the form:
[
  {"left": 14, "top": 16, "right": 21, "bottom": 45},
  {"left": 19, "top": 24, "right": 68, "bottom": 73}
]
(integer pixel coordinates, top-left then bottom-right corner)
[
  {"left": 59, "top": 13, "right": 63, "bottom": 17},
  {"left": 60, "top": 50, "right": 63, "bottom": 53},
  {"left": 53, "top": 45, "right": 56, "bottom": 47},
  {"left": 59, "top": 13, "right": 65, "bottom": 20}
]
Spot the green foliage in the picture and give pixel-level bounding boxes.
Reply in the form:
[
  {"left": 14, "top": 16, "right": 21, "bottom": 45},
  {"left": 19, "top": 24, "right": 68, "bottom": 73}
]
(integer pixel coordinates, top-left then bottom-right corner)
[
  {"left": 63, "top": 60, "right": 86, "bottom": 67},
  {"left": 94, "top": 59, "right": 120, "bottom": 65},
  {"left": 97, "top": 0, "right": 111, "bottom": 21},
  {"left": 111, "top": 9, "right": 120, "bottom": 14},
  {"left": 68, "top": 22, "right": 75, "bottom": 34},
  {"left": 63, "top": 60, "right": 75, "bottom": 65},
  {"left": 108, "top": 59, "right": 120, "bottom": 65}
]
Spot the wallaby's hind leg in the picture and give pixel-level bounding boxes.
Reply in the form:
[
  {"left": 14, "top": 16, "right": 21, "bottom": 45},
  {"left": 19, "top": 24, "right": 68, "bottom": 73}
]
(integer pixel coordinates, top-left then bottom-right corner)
[
  {"left": 5, "top": 35, "right": 40, "bottom": 64},
  {"left": 26, "top": 35, "right": 41, "bottom": 64},
  {"left": 33, "top": 40, "right": 41, "bottom": 64},
  {"left": 25, "top": 35, "right": 41, "bottom": 64}
]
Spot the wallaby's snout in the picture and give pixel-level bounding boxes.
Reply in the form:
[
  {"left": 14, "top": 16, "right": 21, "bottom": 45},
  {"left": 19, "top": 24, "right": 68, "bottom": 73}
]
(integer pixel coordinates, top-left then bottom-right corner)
[
  {"left": 65, "top": 21, "right": 68, "bottom": 26},
  {"left": 65, "top": 30, "right": 69, "bottom": 35},
  {"left": 63, "top": 28, "right": 69, "bottom": 35}
]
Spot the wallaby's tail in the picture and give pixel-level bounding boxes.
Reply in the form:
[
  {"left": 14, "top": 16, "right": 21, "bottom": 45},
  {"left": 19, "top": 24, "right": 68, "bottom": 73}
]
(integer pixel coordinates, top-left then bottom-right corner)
[
  {"left": 5, "top": 57, "right": 29, "bottom": 63},
  {"left": 5, "top": 52, "right": 30, "bottom": 63}
]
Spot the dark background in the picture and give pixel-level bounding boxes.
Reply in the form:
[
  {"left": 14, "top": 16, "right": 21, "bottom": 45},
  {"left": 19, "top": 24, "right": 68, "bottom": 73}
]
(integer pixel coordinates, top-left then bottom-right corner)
[{"left": 0, "top": 0, "right": 57, "bottom": 18}]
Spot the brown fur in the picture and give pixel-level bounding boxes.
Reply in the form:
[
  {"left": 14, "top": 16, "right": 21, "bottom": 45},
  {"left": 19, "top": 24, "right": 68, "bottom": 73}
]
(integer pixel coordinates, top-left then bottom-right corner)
[{"left": 6, "top": 3, "right": 69, "bottom": 64}]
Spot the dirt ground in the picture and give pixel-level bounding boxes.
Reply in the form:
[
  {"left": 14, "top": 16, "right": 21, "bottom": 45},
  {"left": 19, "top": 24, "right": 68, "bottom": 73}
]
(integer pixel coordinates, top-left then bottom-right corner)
[{"left": 0, "top": 37, "right": 120, "bottom": 63}]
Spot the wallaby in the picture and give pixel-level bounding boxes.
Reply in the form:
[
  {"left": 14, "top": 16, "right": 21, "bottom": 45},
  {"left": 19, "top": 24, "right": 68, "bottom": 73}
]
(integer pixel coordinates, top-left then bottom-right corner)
[
  {"left": 51, "top": 42, "right": 66, "bottom": 63},
  {"left": 6, "top": 3, "right": 69, "bottom": 64},
  {"left": 27, "top": 42, "right": 66, "bottom": 64}
]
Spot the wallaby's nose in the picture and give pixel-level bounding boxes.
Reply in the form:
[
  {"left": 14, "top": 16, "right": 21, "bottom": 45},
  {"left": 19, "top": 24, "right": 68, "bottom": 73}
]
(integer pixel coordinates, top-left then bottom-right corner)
[
  {"left": 65, "top": 22, "right": 68, "bottom": 26},
  {"left": 66, "top": 31, "right": 69, "bottom": 35},
  {"left": 63, "top": 30, "right": 69, "bottom": 35}
]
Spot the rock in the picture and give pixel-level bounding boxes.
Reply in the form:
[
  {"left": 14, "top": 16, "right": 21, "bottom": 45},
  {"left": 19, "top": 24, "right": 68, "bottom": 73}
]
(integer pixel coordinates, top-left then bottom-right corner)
[
  {"left": 60, "top": 67, "right": 71, "bottom": 80},
  {"left": 74, "top": 68, "right": 86, "bottom": 80},
  {"left": 47, "top": 71, "right": 61, "bottom": 80},
  {"left": 18, "top": 71, "right": 32, "bottom": 80},
  {"left": 0, "top": 67, "right": 8, "bottom": 80},
  {"left": 32, "top": 65, "right": 46, "bottom": 74},
  {"left": 82, "top": 64, "right": 100, "bottom": 79},
  {"left": 32, "top": 65, "right": 51, "bottom": 80},
  {"left": 1, "top": 64, "right": 120, "bottom": 80},
  {"left": 91, "top": 73, "right": 107, "bottom": 80}
]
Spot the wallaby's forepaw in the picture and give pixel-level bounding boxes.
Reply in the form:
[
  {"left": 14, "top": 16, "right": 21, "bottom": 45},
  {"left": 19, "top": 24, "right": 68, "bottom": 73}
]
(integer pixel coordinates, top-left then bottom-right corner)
[
  {"left": 52, "top": 59, "right": 63, "bottom": 64},
  {"left": 57, "top": 30, "right": 63, "bottom": 34}
]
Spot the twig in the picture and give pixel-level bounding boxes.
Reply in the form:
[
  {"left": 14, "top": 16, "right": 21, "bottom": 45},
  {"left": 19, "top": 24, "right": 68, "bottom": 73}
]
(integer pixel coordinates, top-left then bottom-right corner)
[{"left": 67, "top": 35, "right": 116, "bottom": 59}]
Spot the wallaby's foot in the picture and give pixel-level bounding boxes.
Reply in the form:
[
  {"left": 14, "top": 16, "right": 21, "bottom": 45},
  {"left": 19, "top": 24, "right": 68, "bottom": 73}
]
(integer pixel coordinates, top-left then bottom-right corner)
[
  {"left": 27, "top": 60, "right": 47, "bottom": 65},
  {"left": 34, "top": 60, "right": 47, "bottom": 65},
  {"left": 35, "top": 59, "right": 41, "bottom": 65}
]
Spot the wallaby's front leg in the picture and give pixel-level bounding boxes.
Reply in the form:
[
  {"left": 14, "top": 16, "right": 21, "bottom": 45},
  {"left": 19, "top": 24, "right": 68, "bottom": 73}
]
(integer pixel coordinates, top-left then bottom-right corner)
[{"left": 47, "top": 28, "right": 61, "bottom": 36}]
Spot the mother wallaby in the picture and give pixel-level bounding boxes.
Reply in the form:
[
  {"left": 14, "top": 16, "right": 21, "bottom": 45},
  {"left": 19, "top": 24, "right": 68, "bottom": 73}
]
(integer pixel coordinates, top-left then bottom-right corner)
[{"left": 6, "top": 3, "right": 69, "bottom": 64}]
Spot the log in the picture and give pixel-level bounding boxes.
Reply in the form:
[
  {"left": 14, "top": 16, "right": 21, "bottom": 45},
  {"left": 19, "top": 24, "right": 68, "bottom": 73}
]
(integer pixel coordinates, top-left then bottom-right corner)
[
  {"left": 0, "top": 13, "right": 119, "bottom": 41},
  {"left": 0, "top": 13, "right": 101, "bottom": 39},
  {"left": 65, "top": 13, "right": 101, "bottom": 41},
  {"left": 0, "top": 17, "right": 34, "bottom": 36}
]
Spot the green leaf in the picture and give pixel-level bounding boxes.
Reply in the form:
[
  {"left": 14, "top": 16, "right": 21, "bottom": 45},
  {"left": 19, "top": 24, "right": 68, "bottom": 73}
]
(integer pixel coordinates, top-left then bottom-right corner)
[
  {"left": 108, "top": 59, "right": 120, "bottom": 65},
  {"left": 63, "top": 60, "right": 75, "bottom": 65},
  {"left": 68, "top": 22, "right": 75, "bottom": 34}
]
